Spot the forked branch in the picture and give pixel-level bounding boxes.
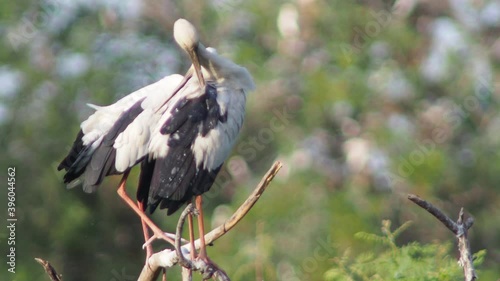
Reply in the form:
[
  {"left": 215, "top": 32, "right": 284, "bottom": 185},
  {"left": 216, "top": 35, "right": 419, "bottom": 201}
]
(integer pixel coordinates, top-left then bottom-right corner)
[
  {"left": 137, "top": 160, "right": 282, "bottom": 281},
  {"left": 408, "top": 194, "right": 477, "bottom": 281}
]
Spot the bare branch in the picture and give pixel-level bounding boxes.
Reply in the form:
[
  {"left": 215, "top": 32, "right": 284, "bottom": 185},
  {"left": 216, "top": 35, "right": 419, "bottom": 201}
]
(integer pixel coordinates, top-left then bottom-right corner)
[
  {"left": 456, "top": 208, "right": 477, "bottom": 281},
  {"left": 408, "top": 194, "right": 477, "bottom": 281},
  {"left": 407, "top": 194, "right": 458, "bottom": 233},
  {"left": 35, "top": 258, "right": 63, "bottom": 281},
  {"left": 176, "top": 203, "right": 195, "bottom": 270},
  {"left": 138, "top": 161, "right": 282, "bottom": 281},
  {"left": 181, "top": 267, "right": 192, "bottom": 281}
]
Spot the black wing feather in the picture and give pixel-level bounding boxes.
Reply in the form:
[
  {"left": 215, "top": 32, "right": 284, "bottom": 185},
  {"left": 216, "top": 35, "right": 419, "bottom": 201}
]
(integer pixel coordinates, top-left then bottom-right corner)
[
  {"left": 201, "top": 85, "right": 220, "bottom": 136},
  {"left": 142, "top": 83, "right": 226, "bottom": 215},
  {"left": 58, "top": 130, "right": 89, "bottom": 183},
  {"left": 82, "top": 99, "right": 145, "bottom": 190},
  {"left": 59, "top": 98, "right": 145, "bottom": 191},
  {"left": 191, "top": 166, "right": 222, "bottom": 195},
  {"left": 137, "top": 159, "right": 156, "bottom": 210}
]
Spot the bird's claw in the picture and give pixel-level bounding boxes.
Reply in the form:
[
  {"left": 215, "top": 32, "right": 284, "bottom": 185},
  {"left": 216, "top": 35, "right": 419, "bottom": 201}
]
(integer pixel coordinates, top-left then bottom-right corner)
[
  {"left": 178, "top": 256, "right": 194, "bottom": 270},
  {"left": 186, "top": 204, "right": 199, "bottom": 216},
  {"left": 191, "top": 256, "right": 223, "bottom": 280},
  {"left": 201, "top": 263, "right": 216, "bottom": 280}
]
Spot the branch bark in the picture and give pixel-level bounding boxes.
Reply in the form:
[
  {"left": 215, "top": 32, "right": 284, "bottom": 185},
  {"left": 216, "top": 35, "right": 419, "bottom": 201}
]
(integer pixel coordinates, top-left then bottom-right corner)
[
  {"left": 137, "top": 160, "right": 282, "bottom": 281},
  {"left": 175, "top": 203, "right": 195, "bottom": 270},
  {"left": 408, "top": 194, "right": 477, "bottom": 281},
  {"left": 35, "top": 258, "right": 63, "bottom": 281}
]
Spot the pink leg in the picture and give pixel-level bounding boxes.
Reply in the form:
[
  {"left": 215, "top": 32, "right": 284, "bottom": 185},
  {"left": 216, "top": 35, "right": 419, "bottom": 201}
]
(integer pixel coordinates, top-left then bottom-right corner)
[
  {"left": 195, "top": 196, "right": 208, "bottom": 260},
  {"left": 188, "top": 212, "right": 196, "bottom": 260},
  {"left": 116, "top": 172, "right": 175, "bottom": 246},
  {"left": 137, "top": 200, "right": 153, "bottom": 259}
]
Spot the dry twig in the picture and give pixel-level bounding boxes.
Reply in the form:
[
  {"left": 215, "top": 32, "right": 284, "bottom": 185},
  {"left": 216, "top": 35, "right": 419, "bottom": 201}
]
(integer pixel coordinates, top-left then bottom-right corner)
[
  {"left": 138, "top": 160, "right": 282, "bottom": 281},
  {"left": 176, "top": 203, "right": 196, "bottom": 270},
  {"left": 408, "top": 194, "right": 477, "bottom": 281},
  {"left": 37, "top": 161, "right": 281, "bottom": 281},
  {"left": 35, "top": 258, "right": 63, "bottom": 281}
]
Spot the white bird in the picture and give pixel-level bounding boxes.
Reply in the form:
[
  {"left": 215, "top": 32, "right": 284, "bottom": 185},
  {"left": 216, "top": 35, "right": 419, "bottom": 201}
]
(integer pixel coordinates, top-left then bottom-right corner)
[
  {"left": 57, "top": 73, "right": 184, "bottom": 251},
  {"left": 135, "top": 18, "right": 255, "bottom": 263},
  {"left": 58, "top": 18, "right": 255, "bottom": 263}
]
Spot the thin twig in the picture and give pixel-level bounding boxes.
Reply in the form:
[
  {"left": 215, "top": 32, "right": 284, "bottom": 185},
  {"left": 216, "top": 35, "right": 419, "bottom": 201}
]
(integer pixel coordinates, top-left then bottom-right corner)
[
  {"left": 137, "top": 161, "right": 282, "bottom": 281},
  {"left": 176, "top": 203, "right": 196, "bottom": 270},
  {"left": 35, "top": 258, "right": 63, "bottom": 281},
  {"left": 408, "top": 194, "right": 477, "bottom": 281},
  {"left": 407, "top": 194, "right": 458, "bottom": 233}
]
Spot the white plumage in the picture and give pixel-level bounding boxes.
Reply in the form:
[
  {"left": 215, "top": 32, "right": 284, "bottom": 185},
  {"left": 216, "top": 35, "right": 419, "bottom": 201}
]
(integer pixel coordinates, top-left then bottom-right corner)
[
  {"left": 58, "top": 19, "right": 255, "bottom": 216},
  {"left": 139, "top": 45, "right": 254, "bottom": 214},
  {"left": 57, "top": 19, "right": 256, "bottom": 262},
  {"left": 113, "top": 74, "right": 184, "bottom": 172},
  {"left": 58, "top": 74, "right": 184, "bottom": 192}
]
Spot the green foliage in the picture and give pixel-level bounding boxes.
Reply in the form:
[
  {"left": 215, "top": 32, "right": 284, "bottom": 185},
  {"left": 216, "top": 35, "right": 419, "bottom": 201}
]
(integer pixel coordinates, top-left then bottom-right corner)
[
  {"left": 325, "top": 221, "right": 484, "bottom": 281},
  {"left": 354, "top": 220, "right": 413, "bottom": 249}
]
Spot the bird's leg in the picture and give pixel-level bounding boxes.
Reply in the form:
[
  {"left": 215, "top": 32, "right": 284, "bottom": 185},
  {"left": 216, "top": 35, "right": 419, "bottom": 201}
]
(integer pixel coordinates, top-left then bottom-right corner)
[
  {"left": 137, "top": 200, "right": 153, "bottom": 259},
  {"left": 188, "top": 202, "right": 197, "bottom": 261},
  {"left": 116, "top": 172, "right": 175, "bottom": 246},
  {"left": 195, "top": 195, "right": 208, "bottom": 260},
  {"left": 195, "top": 195, "right": 221, "bottom": 279}
]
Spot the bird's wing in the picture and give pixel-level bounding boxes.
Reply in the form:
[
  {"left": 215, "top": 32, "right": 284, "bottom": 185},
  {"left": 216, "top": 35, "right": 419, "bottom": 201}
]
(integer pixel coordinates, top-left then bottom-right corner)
[
  {"left": 58, "top": 85, "right": 147, "bottom": 187},
  {"left": 113, "top": 74, "right": 184, "bottom": 172},
  {"left": 191, "top": 87, "right": 246, "bottom": 171},
  {"left": 82, "top": 99, "right": 145, "bottom": 192},
  {"left": 144, "top": 80, "right": 231, "bottom": 214},
  {"left": 59, "top": 74, "right": 182, "bottom": 190},
  {"left": 80, "top": 82, "right": 152, "bottom": 146},
  {"left": 57, "top": 129, "right": 95, "bottom": 184}
]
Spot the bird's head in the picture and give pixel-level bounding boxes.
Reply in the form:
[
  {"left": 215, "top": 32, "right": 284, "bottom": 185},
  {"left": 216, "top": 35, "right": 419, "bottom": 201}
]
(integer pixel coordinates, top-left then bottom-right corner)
[
  {"left": 174, "top": 19, "right": 205, "bottom": 87},
  {"left": 174, "top": 19, "right": 200, "bottom": 51}
]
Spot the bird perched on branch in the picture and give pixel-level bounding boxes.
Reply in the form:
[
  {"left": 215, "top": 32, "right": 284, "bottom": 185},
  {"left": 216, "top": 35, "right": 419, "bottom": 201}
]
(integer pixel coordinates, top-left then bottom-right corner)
[
  {"left": 136, "top": 18, "right": 255, "bottom": 264},
  {"left": 57, "top": 74, "right": 184, "bottom": 250},
  {"left": 58, "top": 18, "right": 254, "bottom": 266}
]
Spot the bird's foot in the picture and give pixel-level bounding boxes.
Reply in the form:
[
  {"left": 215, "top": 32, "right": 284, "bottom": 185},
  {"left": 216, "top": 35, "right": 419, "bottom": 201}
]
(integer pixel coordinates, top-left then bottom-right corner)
[{"left": 193, "top": 256, "right": 227, "bottom": 281}]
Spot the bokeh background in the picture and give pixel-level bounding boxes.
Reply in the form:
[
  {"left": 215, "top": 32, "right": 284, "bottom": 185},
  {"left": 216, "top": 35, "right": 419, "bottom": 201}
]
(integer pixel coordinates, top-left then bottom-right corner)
[{"left": 1, "top": 0, "right": 500, "bottom": 280}]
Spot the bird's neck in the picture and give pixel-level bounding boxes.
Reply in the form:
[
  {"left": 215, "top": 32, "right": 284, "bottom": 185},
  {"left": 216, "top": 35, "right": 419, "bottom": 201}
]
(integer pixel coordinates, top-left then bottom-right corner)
[
  {"left": 197, "top": 44, "right": 228, "bottom": 79},
  {"left": 197, "top": 44, "right": 255, "bottom": 92}
]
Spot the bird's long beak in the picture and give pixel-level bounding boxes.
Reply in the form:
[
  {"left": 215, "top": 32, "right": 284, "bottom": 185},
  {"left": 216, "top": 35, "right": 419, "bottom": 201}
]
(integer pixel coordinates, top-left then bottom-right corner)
[{"left": 187, "top": 47, "right": 205, "bottom": 87}]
